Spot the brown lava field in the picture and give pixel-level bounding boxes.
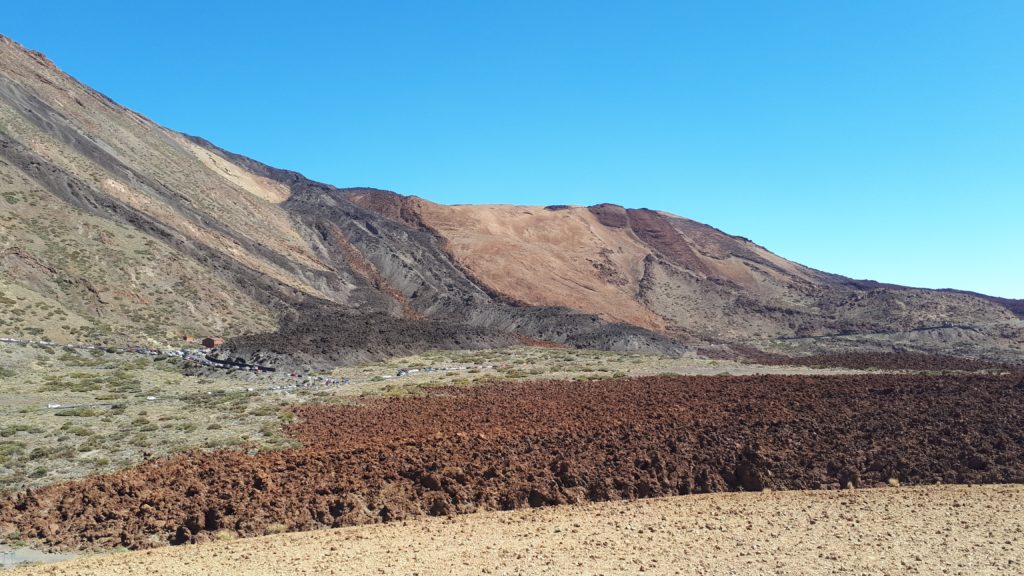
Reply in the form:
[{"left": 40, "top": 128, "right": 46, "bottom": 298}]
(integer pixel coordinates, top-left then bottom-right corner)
[{"left": 2, "top": 372, "right": 1023, "bottom": 551}]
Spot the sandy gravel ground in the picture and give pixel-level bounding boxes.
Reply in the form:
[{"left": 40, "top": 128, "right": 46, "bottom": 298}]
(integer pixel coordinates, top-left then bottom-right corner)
[{"left": 13, "top": 484, "right": 1023, "bottom": 576}]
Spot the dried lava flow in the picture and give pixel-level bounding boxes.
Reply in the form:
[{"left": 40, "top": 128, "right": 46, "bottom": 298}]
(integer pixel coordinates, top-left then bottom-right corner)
[
  {"left": 2, "top": 374, "right": 1023, "bottom": 551},
  {"left": 722, "top": 350, "right": 1016, "bottom": 371}
]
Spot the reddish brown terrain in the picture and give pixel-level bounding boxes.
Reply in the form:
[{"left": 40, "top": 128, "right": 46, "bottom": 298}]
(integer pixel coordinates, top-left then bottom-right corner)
[{"left": 2, "top": 371, "right": 1022, "bottom": 551}]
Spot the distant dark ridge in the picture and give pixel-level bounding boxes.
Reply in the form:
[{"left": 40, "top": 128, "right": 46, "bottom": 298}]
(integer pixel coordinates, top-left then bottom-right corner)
[
  {"left": 710, "top": 346, "right": 1018, "bottom": 372},
  {"left": 938, "top": 289, "right": 1024, "bottom": 320},
  {"left": 835, "top": 278, "right": 1024, "bottom": 320}
]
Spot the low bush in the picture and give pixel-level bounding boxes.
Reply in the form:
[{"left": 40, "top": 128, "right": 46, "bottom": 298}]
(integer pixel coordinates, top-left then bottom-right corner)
[{"left": 55, "top": 407, "right": 102, "bottom": 417}]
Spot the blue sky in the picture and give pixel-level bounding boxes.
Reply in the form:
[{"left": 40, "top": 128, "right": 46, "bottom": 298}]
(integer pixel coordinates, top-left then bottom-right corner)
[{"left": 5, "top": 1, "right": 1022, "bottom": 297}]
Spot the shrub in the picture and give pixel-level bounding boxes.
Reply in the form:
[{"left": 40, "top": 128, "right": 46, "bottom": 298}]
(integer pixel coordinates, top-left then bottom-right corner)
[
  {"left": 60, "top": 423, "right": 95, "bottom": 436},
  {"left": 0, "top": 424, "right": 40, "bottom": 437},
  {"left": 55, "top": 407, "right": 102, "bottom": 417},
  {"left": 28, "top": 446, "right": 53, "bottom": 460}
]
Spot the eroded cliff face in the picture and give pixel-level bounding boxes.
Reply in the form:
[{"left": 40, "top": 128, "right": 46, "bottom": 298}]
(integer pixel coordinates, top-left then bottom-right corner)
[{"left": 1, "top": 33, "right": 1021, "bottom": 363}]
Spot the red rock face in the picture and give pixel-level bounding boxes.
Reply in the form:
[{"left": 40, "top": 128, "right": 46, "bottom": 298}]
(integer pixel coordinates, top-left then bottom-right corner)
[
  {"left": 624, "top": 208, "right": 712, "bottom": 277},
  {"left": 587, "top": 203, "right": 629, "bottom": 228},
  {"left": 2, "top": 372, "right": 1023, "bottom": 551}
]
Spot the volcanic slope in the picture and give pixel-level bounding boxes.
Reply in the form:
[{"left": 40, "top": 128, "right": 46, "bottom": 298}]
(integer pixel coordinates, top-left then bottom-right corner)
[
  {"left": 0, "top": 34, "right": 677, "bottom": 357},
  {"left": 348, "top": 192, "right": 1024, "bottom": 360},
  {"left": 0, "top": 33, "right": 1021, "bottom": 362}
]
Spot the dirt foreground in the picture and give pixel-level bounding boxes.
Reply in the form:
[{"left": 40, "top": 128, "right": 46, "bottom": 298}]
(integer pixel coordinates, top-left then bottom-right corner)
[{"left": 12, "top": 484, "right": 1023, "bottom": 575}]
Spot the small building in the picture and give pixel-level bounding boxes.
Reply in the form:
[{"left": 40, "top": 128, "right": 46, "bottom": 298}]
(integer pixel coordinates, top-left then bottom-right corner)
[
  {"left": 202, "top": 337, "right": 225, "bottom": 349},
  {"left": 182, "top": 335, "right": 195, "bottom": 343}
]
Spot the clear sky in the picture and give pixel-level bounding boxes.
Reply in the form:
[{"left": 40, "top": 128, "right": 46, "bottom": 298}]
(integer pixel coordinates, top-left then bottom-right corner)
[{"left": 5, "top": 1, "right": 1022, "bottom": 298}]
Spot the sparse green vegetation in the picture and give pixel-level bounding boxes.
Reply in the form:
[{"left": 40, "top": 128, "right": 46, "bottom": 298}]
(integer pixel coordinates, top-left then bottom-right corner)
[
  {"left": 0, "top": 345, "right": 294, "bottom": 491},
  {"left": 0, "top": 341, "right": 849, "bottom": 493}
]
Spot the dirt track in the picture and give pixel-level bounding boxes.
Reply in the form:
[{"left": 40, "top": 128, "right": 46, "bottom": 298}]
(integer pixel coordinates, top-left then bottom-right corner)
[
  {"left": 12, "top": 484, "right": 1024, "bottom": 575},
  {"left": 2, "top": 373, "right": 1023, "bottom": 551}
]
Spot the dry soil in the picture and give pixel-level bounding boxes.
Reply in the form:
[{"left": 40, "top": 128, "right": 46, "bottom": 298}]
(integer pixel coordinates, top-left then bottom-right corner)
[{"left": 11, "top": 484, "right": 1023, "bottom": 575}]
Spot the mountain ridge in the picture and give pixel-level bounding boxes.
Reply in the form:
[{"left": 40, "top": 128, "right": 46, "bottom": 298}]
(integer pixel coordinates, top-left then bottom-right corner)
[{"left": 1, "top": 33, "right": 1022, "bottom": 365}]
